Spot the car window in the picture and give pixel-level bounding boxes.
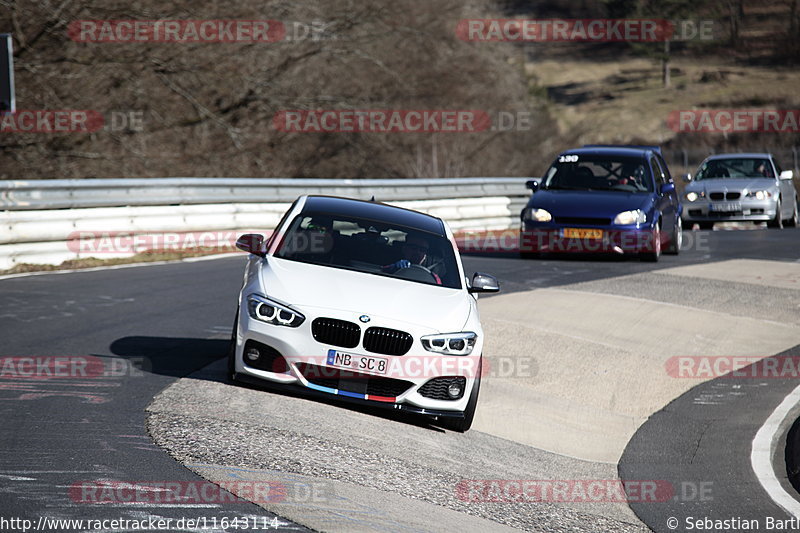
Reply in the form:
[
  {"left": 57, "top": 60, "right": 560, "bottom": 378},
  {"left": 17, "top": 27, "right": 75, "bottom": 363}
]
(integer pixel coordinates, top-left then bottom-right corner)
[
  {"left": 696, "top": 158, "right": 774, "bottom": 179},
  {"left": 274, "top": 211, "right": 462, "bottom": 289},
  {"left": 542, "top": 154, "right": 653, "bottom": 193},
  {"left": 656, "top": 154, "right": 673, "bottom": 182},
  {"left": 650, "top": 157, "right": 666, "bottom": 186},
  {"left": 773, "top": 158, "right": 783, "bottom": 175}
]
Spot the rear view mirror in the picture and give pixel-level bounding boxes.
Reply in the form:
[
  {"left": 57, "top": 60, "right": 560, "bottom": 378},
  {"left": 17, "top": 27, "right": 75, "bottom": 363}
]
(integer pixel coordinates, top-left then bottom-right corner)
[
  {"left": 236, "top": 234, "right": 265, "bottom": 256},
  {"left": 682, "top": 173, "right": 692, "bottom": 182},
  {"left": 526, "top": 179, "right": 540, "bottom": 192},
  {"left": 780, "top": 170, "right": 794, "bottom": 180},
  {"left": 468, "top": 272, "right": 500, "bottom": 294}
]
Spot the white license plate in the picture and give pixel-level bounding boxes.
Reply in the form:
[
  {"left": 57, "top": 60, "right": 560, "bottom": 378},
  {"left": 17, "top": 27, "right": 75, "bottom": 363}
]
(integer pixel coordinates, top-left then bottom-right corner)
[
  {"left": 326, "top": 350, "right": 388, "bottom": 375},
  {"left": 710, "top": 202, "right": 740, "bottom": 212}
]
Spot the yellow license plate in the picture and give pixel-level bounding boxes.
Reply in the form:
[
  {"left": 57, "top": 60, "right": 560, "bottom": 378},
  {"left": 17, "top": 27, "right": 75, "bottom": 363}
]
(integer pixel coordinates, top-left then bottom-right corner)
[{"left": 563, "top": 228, "right": 603, "bottom": 239}]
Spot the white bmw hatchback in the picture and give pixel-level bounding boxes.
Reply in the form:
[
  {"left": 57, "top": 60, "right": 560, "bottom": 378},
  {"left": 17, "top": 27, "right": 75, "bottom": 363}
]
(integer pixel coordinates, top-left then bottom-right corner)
[{"left": 228, "top": 195, "right": 499, "bottom": 432}]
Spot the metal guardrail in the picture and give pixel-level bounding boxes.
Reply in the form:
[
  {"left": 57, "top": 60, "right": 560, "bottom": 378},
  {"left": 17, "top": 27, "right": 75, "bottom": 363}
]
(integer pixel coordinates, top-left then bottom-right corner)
[
  {"left": 0, "top": 177, "right": 530, "bottom": 210},
  {"left": 0, "top": 178, "right": 534, "bottom": 270}
]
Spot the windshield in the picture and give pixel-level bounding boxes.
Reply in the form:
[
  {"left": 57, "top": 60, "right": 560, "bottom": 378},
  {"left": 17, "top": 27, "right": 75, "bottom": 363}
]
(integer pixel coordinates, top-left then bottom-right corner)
[
  {"left": 695, "top": 158, "right": 774, "bottom": 180},
  {"left": 542, "top": 154, "right": 654, "bottom": 193},
  {"left": 274, "top": 212, "right": 462, "bottom": 289}
]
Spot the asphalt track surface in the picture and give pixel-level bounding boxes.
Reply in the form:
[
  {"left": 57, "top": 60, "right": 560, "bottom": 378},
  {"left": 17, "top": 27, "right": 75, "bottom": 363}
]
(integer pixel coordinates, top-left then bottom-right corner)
[{"left": 1, "top": 226, "right": 799, "bottom": 532}]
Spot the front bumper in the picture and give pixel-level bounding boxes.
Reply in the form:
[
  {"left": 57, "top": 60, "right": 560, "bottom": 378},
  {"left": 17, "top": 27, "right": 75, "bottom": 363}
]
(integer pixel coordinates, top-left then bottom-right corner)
[
  {"left": 520, "top": 225, "right": 659, "bottom": 254},
  {"left": 233, "top": 310, "right": 480, "bottom": 414},
  {"left": 682, "top": 198, "right": 776, "bottom": 222}
]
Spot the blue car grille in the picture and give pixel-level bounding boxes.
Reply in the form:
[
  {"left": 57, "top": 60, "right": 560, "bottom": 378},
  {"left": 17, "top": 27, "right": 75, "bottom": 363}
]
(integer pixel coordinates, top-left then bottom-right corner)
[{"left": 554, "top": 216, "right": 612, "bottom": 226}]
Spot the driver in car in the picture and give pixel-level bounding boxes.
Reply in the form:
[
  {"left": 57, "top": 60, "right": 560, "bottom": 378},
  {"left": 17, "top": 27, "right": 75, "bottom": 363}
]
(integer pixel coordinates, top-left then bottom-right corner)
[{"left": 382, "top": 234, "right": 442, "bottom": 285}]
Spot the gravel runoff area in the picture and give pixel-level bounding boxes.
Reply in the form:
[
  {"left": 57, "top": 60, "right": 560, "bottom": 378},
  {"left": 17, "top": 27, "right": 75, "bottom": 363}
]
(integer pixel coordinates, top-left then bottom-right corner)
[{"left": 146, "top": 360, "right": 648, "bottom": 533}]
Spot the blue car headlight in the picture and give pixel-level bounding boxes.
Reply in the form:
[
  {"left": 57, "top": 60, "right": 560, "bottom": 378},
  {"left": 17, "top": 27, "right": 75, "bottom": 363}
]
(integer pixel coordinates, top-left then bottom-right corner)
[
  {"left": 247, "top": 294, "right": 305, "bottom": 327},
  {"left": 612, "top": 209, "right": 647, "bottom": 225},
  {"left": 523, "top": 208, "right": 552, "bottom": 223}
]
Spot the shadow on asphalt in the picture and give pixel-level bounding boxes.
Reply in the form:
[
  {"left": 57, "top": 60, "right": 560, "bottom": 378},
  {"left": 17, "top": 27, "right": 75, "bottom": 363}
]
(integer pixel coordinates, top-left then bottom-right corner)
[{"left": 108, "top": 335, "right": 451, "bottom": 433}]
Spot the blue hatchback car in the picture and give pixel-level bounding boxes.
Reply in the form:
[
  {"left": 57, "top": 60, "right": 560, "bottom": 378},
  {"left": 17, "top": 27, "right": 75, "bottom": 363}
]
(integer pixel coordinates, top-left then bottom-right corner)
[{"left": 520, "top": 145, "right": 682, "bottom": 261}]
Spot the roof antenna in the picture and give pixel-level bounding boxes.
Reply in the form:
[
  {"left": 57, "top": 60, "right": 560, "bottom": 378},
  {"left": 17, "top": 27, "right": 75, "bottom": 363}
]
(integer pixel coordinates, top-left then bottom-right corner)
[{"left": 370, "top": 195, "right": 376, "bottom": 202}]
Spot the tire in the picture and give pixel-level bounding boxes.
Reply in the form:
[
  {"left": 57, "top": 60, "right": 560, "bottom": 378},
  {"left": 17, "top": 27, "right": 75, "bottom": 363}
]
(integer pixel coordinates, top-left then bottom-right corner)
[
  {"left": 639, "top": 223, "right": 661, "bottom": 262},
  {"left": 665, "top": 216, "right": 682, "bottom": 255},
  {"left": 227, "top": 309, "right": 239, "bottom": 383},
  {"left": 786, "top": 198, "right": 799, "bottom": 228},
  {"left": 698, "top": 222, "right": 714, "bottom": 230},
  {"left": 442, "top": 360, "right": 482, "bottom": 433},
  {"left": 767, "top": 199, "right": 783, "bottom": 229}
]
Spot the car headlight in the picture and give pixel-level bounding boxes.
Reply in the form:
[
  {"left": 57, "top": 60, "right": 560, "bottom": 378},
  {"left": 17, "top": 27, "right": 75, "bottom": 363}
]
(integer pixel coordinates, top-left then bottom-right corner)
[
  {"left": 421, "top": 332, "right": 477, "bottom": 356},
  {"left": 612, "top": 209, "right": 647, "bottom": 225},
  {"left": 745, "top": 190, "right": 773, "bottom": 200},
  {"left": 523, "top": 208, "right": 552, "bottom": 222},
  {"left": 246, "top": 294, "right": 305, "bottom": 327},
  {"left": 685, "top": 191, "right": 705, "bottom": 202}
]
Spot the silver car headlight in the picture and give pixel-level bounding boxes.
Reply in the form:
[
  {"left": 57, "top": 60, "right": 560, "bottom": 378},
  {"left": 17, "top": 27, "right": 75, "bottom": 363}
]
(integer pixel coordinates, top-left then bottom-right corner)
[
  {"left": 685, "top": 191, "right": 705, "bottom": 202},
  {"left": 523, "top": 208, "right": 552, "bottom": 222},
  {"left": 745, "top": 190, "right": 773, "bottom": 200},
  {"left": 613, "top": 209, "right": 647, "bottom": 225},
  {"left": 247, "top": 294, "right": 305, "bottom": 327},
  {"left": 421, "top": 332, "right": 477, "bottom": 356}
]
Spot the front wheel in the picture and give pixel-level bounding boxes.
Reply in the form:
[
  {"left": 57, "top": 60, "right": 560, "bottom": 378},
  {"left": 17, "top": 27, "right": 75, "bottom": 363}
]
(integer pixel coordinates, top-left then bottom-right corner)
[
  {"left": 785, "top": 198, "right": 799, "bottom": 227},
  {"left": 767, "top": 199, "right": 783, "bottom": 229},
  {"left": 665, "top": 217, "right": 682, "bottom": 255},
  {"left": 442, "top": 363, "right": 481, "bottom": 433},
  {"left": 227, "top": 309, "right": 240, "bottom": 382},
  {"left": 639, "top": 223, "right": 661, "bottom": 262}
]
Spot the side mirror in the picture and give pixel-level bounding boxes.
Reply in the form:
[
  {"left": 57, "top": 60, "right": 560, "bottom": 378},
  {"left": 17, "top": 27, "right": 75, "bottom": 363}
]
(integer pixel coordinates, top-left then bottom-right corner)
[
  {"left": 236, "top": 234, "right": 265, "bottom": 256},
  {"left": 780, "top": 170, "right": 794, "bottom": 180},
  {"left": 526, "top": 179, "right": 540, "bottom": 192},
  {"left": 682, "top": 173, "right": 692, "bottom": 182},
  {"left": 468, "top": 272, "right": 500, "bottom": 294},
  {"left": 660, "top": 183, "right": 676, "bottom": 194}
]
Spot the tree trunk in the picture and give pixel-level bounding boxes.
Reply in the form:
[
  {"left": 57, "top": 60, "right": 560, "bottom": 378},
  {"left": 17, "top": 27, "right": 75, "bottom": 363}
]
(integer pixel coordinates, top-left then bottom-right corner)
[{"left": 728, "top": 0, "right": 742, "bottom": 49}]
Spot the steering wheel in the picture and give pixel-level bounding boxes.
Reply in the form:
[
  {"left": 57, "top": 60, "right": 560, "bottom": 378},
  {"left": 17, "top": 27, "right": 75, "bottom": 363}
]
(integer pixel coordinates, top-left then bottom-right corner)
[{"left": 395, "top": 263, "right": 438, "bottom": 283}]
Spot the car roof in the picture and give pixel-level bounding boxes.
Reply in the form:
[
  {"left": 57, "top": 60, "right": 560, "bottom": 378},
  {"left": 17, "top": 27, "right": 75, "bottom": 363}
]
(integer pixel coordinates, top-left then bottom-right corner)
[
  {"left": 563, "top": 145, "right": 660, "bottom": 158},
  {"left": 300, "top": 195, "right": 446, "bottom": 236},
  {"left": 703, "top": 153, "right": 772, "bottom": 160}
]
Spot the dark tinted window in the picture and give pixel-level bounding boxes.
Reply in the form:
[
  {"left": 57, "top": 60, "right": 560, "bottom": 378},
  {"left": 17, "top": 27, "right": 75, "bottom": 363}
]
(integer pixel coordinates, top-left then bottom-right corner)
[
  {"left": 696, "top": 158, "right": 774, "bottom": 179},
  {"left": 275, "top": 212, "right": 461, "bottom": 289},
  {"left": 542, "top": 154, "right": 653, "bottom": 193}
]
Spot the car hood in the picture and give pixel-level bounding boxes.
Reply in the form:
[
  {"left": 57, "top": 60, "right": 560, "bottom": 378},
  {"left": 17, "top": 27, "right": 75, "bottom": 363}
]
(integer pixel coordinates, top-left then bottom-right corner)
[
  {"left": 259, "top": 257, "right": 471, "bottom": 333},
  {"left": 686, "top": 178, "right": 778, "bottom": 193},
  {"left": 529, "top": 190, "right": 652, "bottom": 218}
]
